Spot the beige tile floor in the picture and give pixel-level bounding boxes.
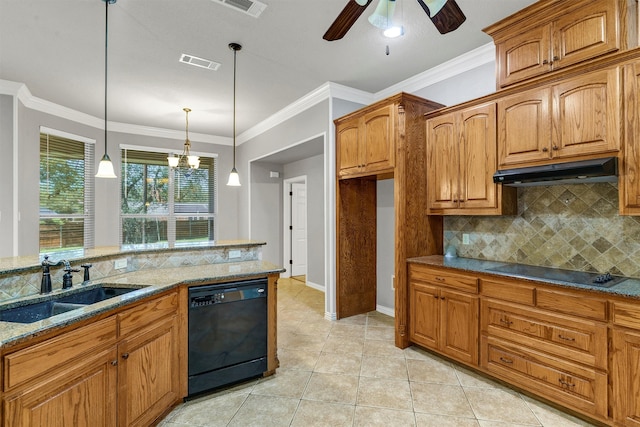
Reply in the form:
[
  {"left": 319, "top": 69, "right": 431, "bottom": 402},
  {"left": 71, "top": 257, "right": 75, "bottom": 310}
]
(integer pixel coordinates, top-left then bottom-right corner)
[{"left": 159, "top": 278, "right": 597, "bottom": 427}]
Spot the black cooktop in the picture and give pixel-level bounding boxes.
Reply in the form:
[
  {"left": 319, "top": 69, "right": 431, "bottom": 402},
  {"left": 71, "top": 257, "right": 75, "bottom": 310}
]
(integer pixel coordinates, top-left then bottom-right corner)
[{"left": 487, "top": 264, "right": 627, "bottom": 288}]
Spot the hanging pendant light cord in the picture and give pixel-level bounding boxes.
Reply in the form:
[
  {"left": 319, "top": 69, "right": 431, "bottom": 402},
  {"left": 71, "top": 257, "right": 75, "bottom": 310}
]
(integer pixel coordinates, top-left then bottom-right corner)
[
  {"left": 232, "top": 46, "right": 237, "bottom": 169},
  {"left": 104, "top": 0, "right": 110, "bottom": 156}
]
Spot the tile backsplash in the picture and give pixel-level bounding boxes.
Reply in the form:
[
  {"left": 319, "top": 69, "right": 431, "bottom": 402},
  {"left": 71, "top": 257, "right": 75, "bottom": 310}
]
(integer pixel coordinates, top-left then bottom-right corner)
[{"left": 444, "top": 183, "right": 640, "bottom": 278}]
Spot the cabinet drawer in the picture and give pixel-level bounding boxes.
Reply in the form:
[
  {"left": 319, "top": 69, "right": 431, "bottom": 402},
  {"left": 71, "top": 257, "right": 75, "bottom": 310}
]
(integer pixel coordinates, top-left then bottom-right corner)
[
  {"left": 611, "top": 300, "right": 640, "bottom": 329},
  {"left": 118, "top": 291, "right": 178, "bottom": 338},
  {"left": 483, "top": 337, "right": 608, "bottom": 418},
  {"left": 409, "top": 264, "right": 478, "bottom": 293},
  {"left": 536, "top": 288, "right": 607, "bottom": 321},
  {"left": 481, "top": 278, "right": 535, "bottom": 306},
  {"left": 481, "top": 300, "right": 607, "bottom": 369},
  {"left": 4, "top": 316, "right": 117, "bottom": 391}
]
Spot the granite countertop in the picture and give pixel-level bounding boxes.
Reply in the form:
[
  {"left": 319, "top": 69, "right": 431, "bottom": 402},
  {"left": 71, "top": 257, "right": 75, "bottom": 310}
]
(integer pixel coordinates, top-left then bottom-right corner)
[
  {"left": 0, "top": 259, "right": 284, "bottom": 347},
  {"left": 408, "top": 255, "right": 640, "bottom": 299}
]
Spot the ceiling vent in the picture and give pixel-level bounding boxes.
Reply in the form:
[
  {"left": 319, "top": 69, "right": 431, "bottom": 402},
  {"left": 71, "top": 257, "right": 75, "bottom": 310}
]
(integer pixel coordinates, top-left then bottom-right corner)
[
  {"left": 211, "top": 0, "right": 267, "bottom": 18},
  {"left": 179, "top": 54, "right": 221, "bottom": 71}
]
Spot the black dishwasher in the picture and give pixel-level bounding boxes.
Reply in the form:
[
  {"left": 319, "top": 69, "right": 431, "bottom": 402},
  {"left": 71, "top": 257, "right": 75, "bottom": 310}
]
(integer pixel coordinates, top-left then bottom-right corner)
[{"left": 188, "top": 278, "right": 268, "bottom": 397}]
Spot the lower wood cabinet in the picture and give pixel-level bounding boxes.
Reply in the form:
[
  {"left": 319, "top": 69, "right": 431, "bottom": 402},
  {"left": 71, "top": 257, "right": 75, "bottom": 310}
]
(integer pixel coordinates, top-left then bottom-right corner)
[
  {"left": 2, "top": 290, "right": 180, "bottom": 427},
  {"left": 409, "top": 264, "right": 479, "bottom": 365}
]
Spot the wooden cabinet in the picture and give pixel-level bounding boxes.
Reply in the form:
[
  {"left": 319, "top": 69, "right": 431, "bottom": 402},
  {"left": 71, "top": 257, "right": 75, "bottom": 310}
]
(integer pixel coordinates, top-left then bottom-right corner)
[
  {"left": 409, "top": 264, "right": 479, "bottom": 365},
  {"left": 337, "top": 104, "right": 395, "bottom": 178},
  {"left": 426, "top": 102, "right": 516, "bottom": 215},
  {"left": 485, "top": 0, "right": 636, "bottom": 88},
  {"left": 497, "top": 67, "right": 620, "bottom": 168},
  {"left": 480, "top": 277, "right": 609, "bottom": 422},
  {"left": 2, "top": 290, "right": 180, "bottom": 427},
  {"left": 621, "top": 59, "right": 640, "bottom": 215},
  {"left": 611, "top": 300, "right": 640, "bottom": 425}
]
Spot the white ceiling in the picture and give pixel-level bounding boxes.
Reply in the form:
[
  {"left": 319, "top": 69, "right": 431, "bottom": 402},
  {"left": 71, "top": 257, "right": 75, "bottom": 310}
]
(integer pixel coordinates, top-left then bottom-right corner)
[{"left": 0, "top": 0, "right": 537, "bottom": 139}]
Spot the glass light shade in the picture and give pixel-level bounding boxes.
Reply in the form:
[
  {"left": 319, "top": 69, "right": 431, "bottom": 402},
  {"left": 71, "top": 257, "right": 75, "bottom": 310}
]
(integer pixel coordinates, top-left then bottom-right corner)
[
  {"left": 424, "top": 0, "right": 447, "bottom": 15},
  {"left": 227, "top": 168, "right": 241, "bottom": 186},
  {"left": 368, "top": 0, "right": 396, "bottom": 29},
  {"left": 384, "top": 25, "right": 403, "bottom": 38},
  {"left": 95, "top": 153, "right": 117, "bottom": 178},
  {"left": 188, "top": 155, "right": 200, "bottom": 168},
  {"left": 167, "top": 154, "right": 179, "bottom": 168}
]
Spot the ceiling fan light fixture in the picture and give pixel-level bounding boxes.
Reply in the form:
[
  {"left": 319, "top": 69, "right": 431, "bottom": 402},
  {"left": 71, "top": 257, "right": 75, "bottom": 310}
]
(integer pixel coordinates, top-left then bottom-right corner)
[
  {"left": 355, "top": 0, "right": 368, "bottom": 5},
  {"left": 368, "top": 0, "right": 396, "bottom": 29}
]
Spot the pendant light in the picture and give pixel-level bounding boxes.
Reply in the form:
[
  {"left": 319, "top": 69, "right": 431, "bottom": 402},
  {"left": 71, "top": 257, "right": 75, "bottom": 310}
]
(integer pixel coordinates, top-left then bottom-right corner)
[
  {"left": 96, "top": 0, "right": 117, "bottom": 179},
  {"left": 168, "top": 108, "right": 200, "bottom": 169},
  {"left": 227, "top": 42, "right": 242, "bottom": 187}
]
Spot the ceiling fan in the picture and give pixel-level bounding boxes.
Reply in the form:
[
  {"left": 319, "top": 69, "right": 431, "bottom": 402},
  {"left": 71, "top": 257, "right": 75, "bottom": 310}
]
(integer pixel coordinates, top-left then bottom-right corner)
[{"left": 323, "top": 0, "right": 466, "bottom": 41}]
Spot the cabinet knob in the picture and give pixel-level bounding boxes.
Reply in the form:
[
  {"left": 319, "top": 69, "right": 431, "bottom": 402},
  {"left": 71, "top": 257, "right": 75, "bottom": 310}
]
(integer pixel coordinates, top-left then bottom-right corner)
[
  {"left": 542, "top": 147, "right": 549, "bottom": 152},
  {"left": 111, "top": 360, "right": 118, "bottom": 366},
  {"left": 553, "top": 56, "right": 559, "bottom": 61},
  {"left": 552, "top": 145, "right": 559, "bottom": 150},
  {"left": 122, "top": 353, "right": 129, "bottom": 360},
  {"left": 542, "top": 59, "right": 549, "bottom": 65},
  {"left": 440, "top": 296, "right": 445, "bottom": 300}
]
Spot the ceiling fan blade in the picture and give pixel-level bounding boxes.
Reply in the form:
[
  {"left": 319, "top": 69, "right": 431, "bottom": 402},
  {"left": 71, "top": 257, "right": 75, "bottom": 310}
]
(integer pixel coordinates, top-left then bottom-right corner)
[
  {"left": 323, "top": 0, "right": 373, "bottom": 41},
  {"left": 416, "top": 0, "right": 466, "bottom": 34}
]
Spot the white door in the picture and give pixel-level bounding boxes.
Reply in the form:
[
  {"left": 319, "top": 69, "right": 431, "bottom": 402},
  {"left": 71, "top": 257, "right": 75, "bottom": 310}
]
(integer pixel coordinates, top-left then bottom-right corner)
[{"left": 291, "top": 182, "right": 307, "bottom": 277}]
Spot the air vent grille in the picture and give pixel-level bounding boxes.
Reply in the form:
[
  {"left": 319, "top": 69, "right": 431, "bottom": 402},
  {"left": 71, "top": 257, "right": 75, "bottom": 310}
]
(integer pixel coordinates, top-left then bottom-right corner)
[
  {"left": 179, "top": 54, "right": 221, "bottom": 71},
  {"left": 211, "top": 0, "right": 267, "bottom": 18}
]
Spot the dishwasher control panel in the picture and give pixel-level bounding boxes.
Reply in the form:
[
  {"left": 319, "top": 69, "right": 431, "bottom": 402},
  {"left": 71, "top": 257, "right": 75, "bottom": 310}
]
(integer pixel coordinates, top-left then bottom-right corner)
[
  {"left": 189, "top": 279, "right": 267, "bottom": 308},
  {"left": 191, "top": 293, "right": 225, "bottom": 307}
]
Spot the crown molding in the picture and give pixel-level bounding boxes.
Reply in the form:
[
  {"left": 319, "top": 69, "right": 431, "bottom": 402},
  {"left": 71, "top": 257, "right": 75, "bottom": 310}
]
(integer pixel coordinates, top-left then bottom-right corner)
[{"left": 375, "top": 42, "right": 496, "bottom": 100}]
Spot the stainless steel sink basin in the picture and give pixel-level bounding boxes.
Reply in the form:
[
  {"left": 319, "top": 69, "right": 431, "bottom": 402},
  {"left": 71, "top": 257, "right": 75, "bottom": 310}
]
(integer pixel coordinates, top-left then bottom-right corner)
[{"left": 0, "top": 285, "right": 142, "bottom": 323}]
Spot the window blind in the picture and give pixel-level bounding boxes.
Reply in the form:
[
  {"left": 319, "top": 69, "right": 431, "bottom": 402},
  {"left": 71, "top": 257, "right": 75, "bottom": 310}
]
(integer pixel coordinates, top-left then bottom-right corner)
[{"left": 39, "top": 132, "right": 95, "bottom": 253}]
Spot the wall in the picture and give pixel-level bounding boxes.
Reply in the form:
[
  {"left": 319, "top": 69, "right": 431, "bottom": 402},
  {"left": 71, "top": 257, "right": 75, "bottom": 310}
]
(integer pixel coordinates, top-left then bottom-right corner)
[
  {"left": 250, "top": 161, "right": 283, "bottom": 267},
  {"left": 0, "top": 95, "right": 13, "bottom": 257},
  {"left": 444, "top": 183, "right": 640, "bottom": 278},
  {"left": 8, "top": 100, "right": 239, "bottom": 256},
  {"left": 284, "top": 153, "right": 325, "bottom": 288},
  {"left": 376, "top": 179, "right": 394, "bottom": 313},
  {"left": 414, "top": 62, "right": 497, "bottom": 107}
]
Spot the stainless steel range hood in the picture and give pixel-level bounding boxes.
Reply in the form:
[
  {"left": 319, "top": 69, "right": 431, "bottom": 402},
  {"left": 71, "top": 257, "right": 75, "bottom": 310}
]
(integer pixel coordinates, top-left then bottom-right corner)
[{"left": 493, "top": 157, "right": 618, "bottom": 187}]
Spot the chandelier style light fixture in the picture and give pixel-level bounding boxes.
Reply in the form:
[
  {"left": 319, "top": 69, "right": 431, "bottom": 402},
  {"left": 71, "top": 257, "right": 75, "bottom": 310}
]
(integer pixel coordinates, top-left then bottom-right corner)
[
  {"left": 227, "top": 42, "right": 242, "bottom": 187},
  {"left": 168, "top": 107, "right": 200, "bottom": 170},
  {"left": 95, "top": 0, "right": 117, "bottom": 179}
]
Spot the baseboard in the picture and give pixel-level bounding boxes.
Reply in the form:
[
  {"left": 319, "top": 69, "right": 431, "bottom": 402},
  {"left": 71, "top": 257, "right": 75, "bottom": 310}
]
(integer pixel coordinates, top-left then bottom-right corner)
[
  {"left": 376, "top": 304, "right": 395, "bottom": 317},
  {"left": 305, "top": 280, "right": 324, "bottom": 292}
]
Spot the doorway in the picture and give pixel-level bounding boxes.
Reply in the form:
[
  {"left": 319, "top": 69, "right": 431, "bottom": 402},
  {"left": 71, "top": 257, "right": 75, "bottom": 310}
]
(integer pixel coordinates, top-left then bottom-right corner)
[{"left": 283, "top": 176, "right": 307, "bottom": 279}]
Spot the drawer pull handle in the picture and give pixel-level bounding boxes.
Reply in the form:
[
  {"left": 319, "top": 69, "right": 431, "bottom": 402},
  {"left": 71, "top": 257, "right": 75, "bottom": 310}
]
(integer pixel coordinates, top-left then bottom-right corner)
[
  {"left": 558, "top": 379, "right": 576, "bottom": 388},
  {"left": 499, "top": 357, "right": 513, "bottom": 364},
  {"left": 558, "top": 335, "right": 575, "bottom": 342},
  {"left": 435, "top": 277, "right": 445, "bottom": 282},
  {"left": 499, "top": 318, "right": 513, "bottom": 326},
  {"left": 122, "top": 353, "right": 130, "bottom": 360}
]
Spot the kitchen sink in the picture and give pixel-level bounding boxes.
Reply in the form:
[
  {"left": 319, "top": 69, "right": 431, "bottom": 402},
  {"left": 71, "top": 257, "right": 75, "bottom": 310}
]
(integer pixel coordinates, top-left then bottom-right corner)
[{"left": 0, "top": 285, "right": 142, "bottom": 324}]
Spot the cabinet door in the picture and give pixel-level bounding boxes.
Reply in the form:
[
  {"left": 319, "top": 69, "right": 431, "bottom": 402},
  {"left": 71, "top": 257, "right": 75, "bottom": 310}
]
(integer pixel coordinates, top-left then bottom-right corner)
[
  {"left": 440, "top": 288, "right": 478, "bottom": 365},
  {"left": 362, "top": 104, "right": 395, "bottom": 173},
  {"left": 4, "top": 349, "right": 117, "bottom": 427},
  {"left": 609, "top": 329, "right": 640, "bottom": 426},
  {"left": 409, "top": 281, "right": 439, "bottom": 350},
  {"left": 497, "top": 87, "right": 552, "bottom": 167},
  {"left": 552, "top": 0, "right": 619, "bottom": 70},
  {"left": 337, "top": 119, "right": 362, "bottom": 177},
  {"left": 552, "top": 67, "right": 620, "bottom": 159},
  {"left": 118, "top": 316, "right": 179, "bottom": 427},
  {"left": 622, "top": 60, "right": 640, "bottom": 215},
  {"left": 426, "top": 113, "right": 459, "bottom": 210},
  {"left": 497, "top": 24, "right": 552, "bottom": 87},
  {"left": 459, "top": 103, "right": 498, "bottom": 211}
]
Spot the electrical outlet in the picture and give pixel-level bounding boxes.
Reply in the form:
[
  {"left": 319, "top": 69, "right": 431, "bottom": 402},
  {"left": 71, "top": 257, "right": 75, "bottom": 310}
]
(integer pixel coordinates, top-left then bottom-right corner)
[
  {"left": 228, "top": 250, "right": 242, "bottom": 259},
  {"left": 391, "top": 274, "right": 395, "bottom": 290},
  {"left": 114, "top": 258, "right": 128, "bottom": 269},
  {"left": 462, "top": 233, "right": 470, "bottom": 245}
]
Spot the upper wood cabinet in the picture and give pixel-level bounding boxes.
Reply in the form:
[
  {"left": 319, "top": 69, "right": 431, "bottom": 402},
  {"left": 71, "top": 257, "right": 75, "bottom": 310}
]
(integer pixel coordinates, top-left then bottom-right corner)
[
  {"left": 485, "top": 0, "right": 637, "bottom": 88},
  {"left": 621, "top": 59, "right": 640, "bottom": 215},
  {"left": 426, "top": 102, "right": 516, "bottom": 215},
  {"left": 336, "top": 104, "right": 395, "bottom": 178},
  {"left": 498, "top": 67, "right": 621, "bottom": 168}
]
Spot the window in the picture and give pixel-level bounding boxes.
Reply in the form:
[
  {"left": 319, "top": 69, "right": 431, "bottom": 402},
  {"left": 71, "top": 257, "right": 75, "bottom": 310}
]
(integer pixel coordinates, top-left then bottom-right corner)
[
  {"left": 120, "top": 148, "right": 217, "bottom": 247},
  {"left": 39, "top": 130, "right": 95, "bottom": 253}
]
